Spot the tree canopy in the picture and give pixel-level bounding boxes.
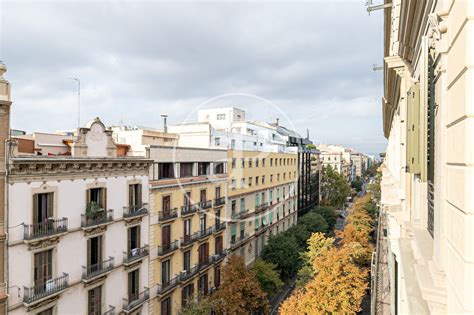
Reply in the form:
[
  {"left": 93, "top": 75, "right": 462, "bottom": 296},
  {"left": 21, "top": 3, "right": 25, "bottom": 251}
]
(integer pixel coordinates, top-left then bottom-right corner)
[
  {"left": 321, "top": 165, "right": 350, "bottom": 207},
  {"left": 261, "top": 233, "right": 301, "bottom": 280},
  {"left": 251, "top": 258, "right": 284, "bottom": 296}
]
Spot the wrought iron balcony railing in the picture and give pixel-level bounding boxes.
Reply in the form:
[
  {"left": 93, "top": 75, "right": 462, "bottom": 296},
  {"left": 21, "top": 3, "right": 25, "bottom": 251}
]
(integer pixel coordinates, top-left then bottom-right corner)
[
  {"left": 157, "top": 240, "right": 179, "bottom": 256},
  {"left": 181, "top": 204, "right": 198, "bottom": 216},
  {"left": 179, "top": 265, "right": 199, "bottom": 282},
  {"left": 23, "top": 273, "right": 69, "bottom": 305},
  {"left": 213, "top": 197, "right": 225, "bottom": 207},
  {"left": 157, "top": 276, "right": 179, "bottom": 295},
  {"left": 197, "top": 227, "right": 213, "bottom": 239},
  {"left": 123, "top": 203, "right": 148, "bottom": 219},
  {"left": 122, "top": 287, "right": 149, "bottom": 312},
  {"left": 231, "top": 209, "right": 249, "bottom": 220},
  {"left": 213, "top": 222, "right": 226, "bottom": 233},
  {"left": 230, "top": 233, "right": 249, "bottom": 248},
  {"left": 180, "top": 232, "right": 199, "bottom": 247},
  {"left": 197, "top": 257, "right": 212, "bottom": 271},
  {"left": 81, "top": 209, "right": 113, "bottom": 228},
  {"left": 103, "top": 306, "right": 116, "bottom": 315},
  {"left": 82, "top": 257, "right": 114, "bottom": 280},
  {"left": 199, "top": 200, "right": 212, "bottom": 210},
  {"left": 158, "top": 208, "right": 178, "bottom": 222},
  {"left": 123, "top": 245, "right": 149, "bottom": 264},
  {"left": 23, "top": 218, "right": 68, "bottom": 241}
]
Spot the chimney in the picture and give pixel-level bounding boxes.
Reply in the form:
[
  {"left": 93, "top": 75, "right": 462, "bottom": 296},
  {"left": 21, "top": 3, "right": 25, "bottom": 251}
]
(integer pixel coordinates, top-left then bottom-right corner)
[
  {"left": 161, "top": 114, "right": 168, "bottom": 133},
  {"left": 276, "top": 118, "right": 279, "bottom": 126}
]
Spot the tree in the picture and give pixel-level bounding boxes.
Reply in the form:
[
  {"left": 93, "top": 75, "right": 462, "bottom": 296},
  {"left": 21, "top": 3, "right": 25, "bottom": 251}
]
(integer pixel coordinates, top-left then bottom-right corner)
[
  {"left": 351, "top": 179, "right": 363, "bottom": 192},
  {"left": 211, "top": 255, "right": 269, "bottom": 314},
  {"left": 261, "top": 233, "right": 300, "bottom": 280},
  {"left": 312, "top": 206, "right": 338, "bottom": 231},
  {"left": 285, "top": 224, "right": 310, "bottom": 249},
  {"left": 321, "top": 165, "right": 350, "bottom": 208},
  {"left": 298, "top": 212, "right": 329, "bottom": 234},
  {"left": 179, "top": 294, "right": 216, "bottom": 315},
  {"left": 251, "top": 258, "right": 284, "bottom": 296}
]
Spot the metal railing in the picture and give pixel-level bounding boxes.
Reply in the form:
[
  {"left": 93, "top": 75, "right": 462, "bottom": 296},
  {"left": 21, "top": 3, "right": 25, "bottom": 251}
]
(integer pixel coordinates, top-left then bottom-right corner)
[
  {"left": 180, "top": 232, "right": 199, "bottom": 246},
  {"left": 23, "top": 273, "right": 69, "bottom": 304},
  {"left": 197, "top": 256, "right": 212, "bottom": 270},
  {"left": 23, "top": 218, "right": 68, "bottom": 240},
  {"left": 199, "top": 200, "right": 212, "bottom": 210},
  {"left": 255, "top": 202, "right": 269, "bottom": 212},
  {"left": 231, "top": 209, "right": 249, "bottom": 220},
  {"left": 103, "top": 306, "right": 116, "bottom": 315},
  {"left": 211, "top": 250, "right": 227, "bottom": 263},
  {"left": 82, "top": 257, "right": 114, "bottom": 280},
  {"left": 213, "top": 222, "right": 226, "bottom": 233},
  {"left": 198, "top": 227, "right": 213, "bottom": 239},
  {"left": 179, "top": 265, "right": 199, "bottom": 282},
  {"left": 122, "top": 287, "right": 149, "bottom": 312},
  {"left": 157, "top": 240, "right": 179, "bottom": 256},
  {"left": 123, "top": 203, "right": 148, "bottom": 218},
  {"left": 81, "top": 209, "right": 113, "bottom": 228},
  {"left": 214, "top": 197, "right": 225, "bottom": 206},
  {"left": 157, "top": 276, "right": 179, "bottom": 294},
  {"left": 181, "top": 204, "right": 198, "bottom": 216},
  {"left": 123, "top": 245, "right": 149, "bottom": 264},
  {"left": 231, "top": 233, "right": 249, "bottom": 247},
  {"left": 158, "top": 208, "right": 178, "bottom": 222}
]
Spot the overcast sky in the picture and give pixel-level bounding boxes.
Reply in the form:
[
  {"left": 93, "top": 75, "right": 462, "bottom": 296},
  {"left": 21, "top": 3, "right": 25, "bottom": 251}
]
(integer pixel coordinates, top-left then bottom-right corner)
[{"left": 1, "top": 0, "right": 386, "bottom": 155}]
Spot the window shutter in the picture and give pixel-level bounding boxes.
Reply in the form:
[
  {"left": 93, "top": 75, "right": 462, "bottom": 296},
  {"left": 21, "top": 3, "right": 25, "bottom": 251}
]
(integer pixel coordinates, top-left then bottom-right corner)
[
  {"left": 102, "top": 188, "right": 107, "bottom": 209},
  {"left": 129, "top": 185, "right": 133, "bottom": 207},
  {"left": 137, "top": 184, "right": 142, "bottom": 206},
  {"left": 86, "top": 189, "right": 91, "bottom": 204},
  {"left": 33, "top": 194, "right": 39, "bottom": 224},
  {"left": 406, "top": 83, "right": 421, "bottom": 174},
  {"left": 47, "top": 193, "right": 53, "bottom": 218}
]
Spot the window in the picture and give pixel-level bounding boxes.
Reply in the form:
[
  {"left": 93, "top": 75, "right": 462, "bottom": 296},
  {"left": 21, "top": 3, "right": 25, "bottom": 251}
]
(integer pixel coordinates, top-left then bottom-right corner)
[
  {"left": 200, "top": 189, "right": 207, "bottom": 202},
  {"left": 214, "top": 162, "right": 225, "bottom": 174},
  {"left": 161, "top": 296, "right": 172, "bottom": 315},
  {"left": 34, "top": 249, "right": 52, "bottom": 288},
  {"left": 127, "top": 225, "right": 140, "bottom": 253},
  {"left": 33, "top": 192, "right": 53, "bottom": 225},
  {"left": 217, "top": 114, "right": 226, "bottom": 120},
  {"left": 128, "top": 184, "right": 142, "bottom": 209},
  {"left": 283, "top": 173, "right": 286, "bottom": 180},
  {"left": 162, "top": 225, "right": 171, "bottom": 247},
  {"left": 261, "top": 192, "right": 265, "bottom": 203},
  {"left": 159, "top": 163, "right": 174, "bottom": 179},
  {"left": 231, "top": 200, "right": 236, "bottom": 216},
  {"left": 240, "top": 198, "right": 245, "bottom": 213},
  {"left": 200, "top": 215, "right": 207, "bottom": 232},
  {"left": 215, "top": 186, "right": 221, "bottom": 199},
  {"left": 275, "top": 158, "right": 278, "bottom": 166},
  {"left": 215, "top": 210, "right": 221, "bottom": 226},
  {"left": 231, "top": 179, "right": 236, "bottom": 190},
  {"left": 87, "top": 187, "right": 106, "bottom": 209},
  {"left": 239, "top": 222, "right": 245, "bottom": 238},
  {"left": 214, "top": 266, "right": 221, "bottom": 288},
  {"left": 269, "top": 190, "right": 273, "bottom": 204},
  {"left": 183, "top": 250, "right": 191, "bottom": 271},
  {"left": 256, "top": 158, "right": 259, "bottom": 167},
  {"left": 240, "top": 178, "right": 245, "bottom": 188},
  {"left": 183, "top": 219, "right": 191, "bottom": 241},
  {"left": 248, "top": 177, "right": 252, "bottom": 187},
  {"left": 198, "top": 162, "right": 210, "bottom": 175},
  {"left": 162, "top": 195, "right": 171, "bottom": 213},
  {"left": 262, "top": 158, "right": 265, "bottom": 167},
  {"left": 255, "top": 193, "right": 259, "bottom": 207},
  {"left": 241, "top": 158, "right": 245, "bottom": 168},
  {"left": 215, "top": 137, "right": 220, "bottom": 146},
  {"left": 198, "top": 274, "right": 209, "bottom": 296},
  {"left": 231, "top": 139, "right": 236, "bottom": 149},
  {"left": 248, "top": 158, "right": 253, "bottom": 168},
  {"left": 128, "top": 269, "right": 139, "bottom": 302},
  {"left": 255, "top": 176, "right": 259, "bottom": 185},
  {"left": 88, "top": 286, "right": 102, "bottom": 315},
  {"left": 87, "top": 235, "right": 103, "bottom": 272},
  {"left": 277, "top": 173, "right": 280, "bottom": 181},
  {"left": 198, "top": 243, "right": 209, "bottom": 265},
  {"left": 184, "top": 191, "right": 191, "bottom": 207},
  {"left": 270, "top": 174, "right": 273, "bottom": 183},
  {"left": 182, "top": 283, "right": 194, "bottom": 307},
  {"left": 161, "top": 259, "right": 171, "bottom": 284},
  {"left": 232, "top": 158, "right": 236, "bottom": 168},
  {"left": 38, "top": 308, "right": 54, "bottom": 315},
  {"left": 180, "top": 162, "right": 193, "bottom": 177},
  {"left": 270, "top": 158, "right": 273, "bottom": 166},
  {"left": 262, "top": 175, "right": 265, "bottom": 184},
  {"left": 215, "top": 235, "right": 223, "bottom": 254},
  {"left": 231, "top": 224, "right": 236, "bottom": 243}
]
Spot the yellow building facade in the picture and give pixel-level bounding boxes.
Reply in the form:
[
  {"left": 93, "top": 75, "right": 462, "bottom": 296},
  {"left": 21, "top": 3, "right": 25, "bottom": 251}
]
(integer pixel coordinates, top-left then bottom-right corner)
[
  {"left": 226, "top": 149, "right": 299, "bottom": 265},
  {"left": 147, "top": 146, "right": 228, "bottom": 314}
]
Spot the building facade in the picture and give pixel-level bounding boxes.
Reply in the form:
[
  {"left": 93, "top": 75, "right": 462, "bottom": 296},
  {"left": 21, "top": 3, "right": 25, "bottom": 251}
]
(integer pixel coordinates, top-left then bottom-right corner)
[
  {"left": 147, "top": 146, "right": 228, "bottom": 314},
  {"left": 6, "top": 118, "right": 152, "bottom": 315},
  {"left": 380, "top": 0, "right": 474, "bottom": 313}
]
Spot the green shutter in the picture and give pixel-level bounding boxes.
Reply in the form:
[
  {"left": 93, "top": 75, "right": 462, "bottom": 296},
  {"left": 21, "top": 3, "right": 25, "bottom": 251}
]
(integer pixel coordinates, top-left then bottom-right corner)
[{"left": 406, "top": 83, "right": 421, "bottom": 174}]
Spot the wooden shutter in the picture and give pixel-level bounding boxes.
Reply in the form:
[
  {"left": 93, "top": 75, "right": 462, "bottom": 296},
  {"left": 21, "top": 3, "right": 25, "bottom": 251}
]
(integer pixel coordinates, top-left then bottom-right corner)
[
  {"left": 137, "top": 184, "right": 142, "bottom": 206},
  {"left": 101, "top": 188, "right": 107, "bottom": 209},
  {"left": 129, "top": 185, "right": 134, "bottom": 207},
  {"left": 86, "top": 189, "right": 91, "bottom": 204},
  {"left": 46, "top": 193, "right": 53, "bottom": 218},
  {"left": 406, "top": 83, "right": 421, "bottom": 174},
  {"left": 33, "top": 194, "right": 39, "bottom": 224}
]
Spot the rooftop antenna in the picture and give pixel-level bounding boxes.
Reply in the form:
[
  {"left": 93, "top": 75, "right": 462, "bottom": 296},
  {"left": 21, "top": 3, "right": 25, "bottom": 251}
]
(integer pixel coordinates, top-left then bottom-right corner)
[
  {"left": 68, "top": 77, "right": 81, "bottom": 128},
  {"left": 366, "top": 0, "right": 391, "bottom": 14},
  {"left": 161, "top": 114, "right": 168, "bottom": 133},
  {"left": 372, "top": 64, "right": 383, "bottom": 71}
]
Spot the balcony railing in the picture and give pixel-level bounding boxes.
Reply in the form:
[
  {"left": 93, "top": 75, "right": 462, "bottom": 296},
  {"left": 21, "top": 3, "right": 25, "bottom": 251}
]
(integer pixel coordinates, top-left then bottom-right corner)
[
  {"left": 199, "top": 200, "right": 212, "bottom": 210},
  {"left": 23, "top": 273, "right": 69, "bottom": 305},
  {"left": 231, "top": 233, "right": 249, "bottom": 248},
  {"left": 122, "top": 287, "right": 149, "bottom": 312},
  {"left": 181, "top": 204, "right": 198, "bottom": 216},
  {"left": 81, "top": 209, "right": 113, "bottom": 228},
  {"left": 158, "top": 208, "right": 178, "bottom": 222},
  {"left": 255, "top": 202, "right": 269, "bottom": 213},
  {"left": 180, "top": 232, "right": 199, "bottom": 246},
  {"left": 231, "top": 209, "right": 249, "bottom": 220},
  {"left": 123, "top": 245, "right": 149, "bottom": 264},
  {"left": 23, "top": 218, "right": 68, "bottom": 241},
  {"left": 213, "top": 222, "right": 226, "bottom": 233},
  {"left": 179, "top": 265, "right": 199, "bottom": 282},
  {"left": 157, "top": 240, "right": 179, "bottom": 256},
  {"left": 213, "top": 197, "right": 226, "bottom": 207},
  {"left": 157, "top": 276, "right": 180, "bottom": 295},
  {"left": 198, "top": 257, "right": 212, "bottom": 271},
  {"left": 103, "top": 306, "right": 116, "bottom": 315},
  {"left": 211, "top": 250, "right": 227, "bottom": 263},
  {"left": 123, "top": 203, "right": 148, "bottom": 219},
  {"left": 197, "top": 227, "right": 213, "bottom": 239},
  {"left": 82, "top": 257, "right": 114, "bottom": 280}
]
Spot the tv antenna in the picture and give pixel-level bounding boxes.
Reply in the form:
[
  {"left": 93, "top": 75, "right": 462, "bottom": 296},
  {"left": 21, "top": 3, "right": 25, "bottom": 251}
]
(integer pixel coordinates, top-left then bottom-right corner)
[
  {"left": 372, "top": 64, "right": 383, "bottom": 71},
  {"left": 366, "top": 0, "right": 392, "bottom": 14}
]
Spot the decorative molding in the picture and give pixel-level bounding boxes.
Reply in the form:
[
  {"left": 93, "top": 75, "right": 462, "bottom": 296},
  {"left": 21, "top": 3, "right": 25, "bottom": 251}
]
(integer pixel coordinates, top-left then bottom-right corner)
[
  {"left": 25, "top": 295, "right": 59, "bottom": 312},
  {"left": 27, "top": 237, "right": 60, "bottom": 251},
  {"left": 124, "top": 216, "right": 143, "bottom": 226},
  {"left": 83, "top": 225, "right": 107, "bottom": 237}
]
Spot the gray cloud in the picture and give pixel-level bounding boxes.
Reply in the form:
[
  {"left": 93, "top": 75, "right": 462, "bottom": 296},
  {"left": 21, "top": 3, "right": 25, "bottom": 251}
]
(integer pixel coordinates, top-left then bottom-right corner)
[{"left": 1, "top": 0, "right": 386, "bottom": 155}]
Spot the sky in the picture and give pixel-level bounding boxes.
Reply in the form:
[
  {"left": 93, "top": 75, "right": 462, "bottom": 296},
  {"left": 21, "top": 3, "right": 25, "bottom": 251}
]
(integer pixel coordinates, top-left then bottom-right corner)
[{"left": 0, "top": 0, "right": 386, "bottom": 156}]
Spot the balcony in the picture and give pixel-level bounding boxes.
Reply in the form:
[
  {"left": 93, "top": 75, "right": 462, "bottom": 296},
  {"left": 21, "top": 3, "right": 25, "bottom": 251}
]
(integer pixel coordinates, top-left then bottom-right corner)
[
  {"left": 211, "top": 250, "right": 227, "bottom": 263},
  {"left": 23, "top": 218, "right": 68, "bottom": 242},
  {"left": 157, "top": 276, "right": 180, "bottom": 295},
  {"left": 197, "top": 257, "right": 212, "bottom": 271},
  {"left": 157, "top": 240, "right": 179, "bottom": 257},
  {"left": 103, "top": 306, "right": 116, "bottom": 315},
  {"left": 231, "top": 209, "right": 249, "bottom": 221},
  {"left": 181, "top": 204, "right": 198, "bottom": 216},
  {"left": 197, "top": 227, "right": 213, "bottom": 240},
  {"left": 123, "top": 245, "right": 149, "bottom": 266},
  {"left": 158, "top": 208, "right": 178, "bottom": 223},
  {"left": 23, "top": 273, "right": 69, "bottom": 305},
  {"left": 82, "top": 257, "right": 114, "bottom": 282},
  {"left": 213, "top": 197, "right": 226, "bottom": 207},
  {"left": 199, "top": 200, "right": 212, "bottom": 210},
  {"left": 230, "top": 233, "right": 249, "bottom": 249},
  {"left": 255, "top": 202, "right": 269, "bottom": 213},
  {"left": 213, "top": 222, "right": 226, "bottom": 233},
  {"left": 122, "top": 287, "right": 149, "bottom": 313},
  {"left": 180, "top": 232, "right": 199, "bottom": 247},
  {"left": 81, "top": 209, "right": 113, "bottom": 229},
  {"left": 179, "top": 265, "right": 199, "bottom": 282},
  {"left": 123, "top": 203, "right": 148, "bottom": 219}
]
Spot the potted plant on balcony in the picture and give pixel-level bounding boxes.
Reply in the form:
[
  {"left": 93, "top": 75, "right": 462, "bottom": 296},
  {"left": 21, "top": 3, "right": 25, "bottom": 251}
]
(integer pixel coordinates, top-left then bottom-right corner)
[{"left": 86, "top": 202, "right": 103, "bottom": 221}]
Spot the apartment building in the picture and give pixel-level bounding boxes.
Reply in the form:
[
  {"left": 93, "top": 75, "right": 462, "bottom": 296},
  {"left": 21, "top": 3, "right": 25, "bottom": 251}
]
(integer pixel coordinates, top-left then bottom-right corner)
[
  {"left": 170, "top": 108, "right": 299, "bottom": 266},
  {"left": 147, "top": 146, "right": 228, "bottom": 314},
  {"left": 6, "top": 117, "right": 152, "bottom": 315},
  {"left": 380, "top": 0, "right": 474, "bottom": 313},
  {"left": 350, "top": 152, "right": 366, "bottom": 179}
]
